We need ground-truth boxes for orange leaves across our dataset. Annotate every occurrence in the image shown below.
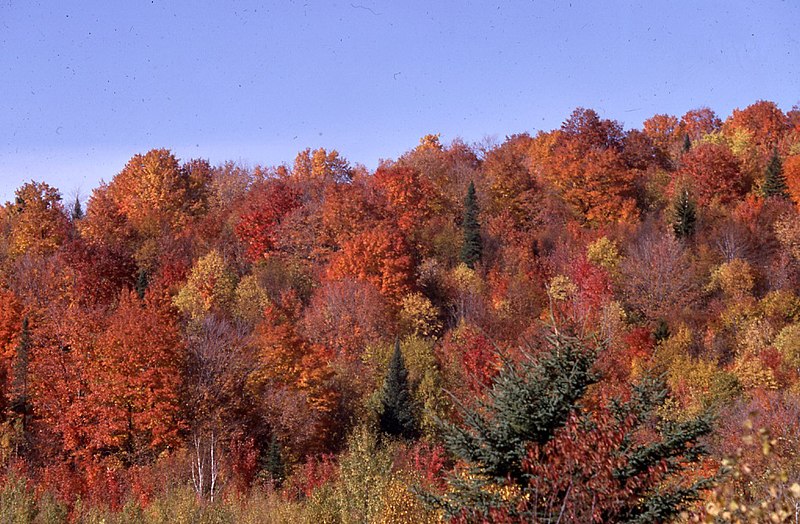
[326,224,415,302]
[784,155,800,208]
[5,181,69,258]
[89,291,185,462]
[543,108,637,225]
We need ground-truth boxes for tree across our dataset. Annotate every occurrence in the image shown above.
[11,317,31,415]
[460,182,482,269]
[378,339,418,440]
[71,196,84,221]
[424,329,712,523]
[762,150,787,198]
[5,182,69,257]
[235,179,302,262]
[676,142,746,206]
[672,188,697,239]
[543,108,637,224]
[327,223,415,302]
[89,291,185,465]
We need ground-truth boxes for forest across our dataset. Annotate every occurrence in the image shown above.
[1,100,800,522]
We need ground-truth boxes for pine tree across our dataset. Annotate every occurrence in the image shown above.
[422,328,713,522]
[378,339,418,440]
[762,150,788,198]
[460,181,482,269]
[672,188,696,239]
[71,196,84,221]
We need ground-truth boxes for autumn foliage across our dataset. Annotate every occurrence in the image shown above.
[0,99,799,522]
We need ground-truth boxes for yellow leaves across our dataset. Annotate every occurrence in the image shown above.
[732,355,779,391]
[707,258,754,299]
[173,250,236,319]
[586,236,621,271]
[398,293,441,338]
[773,323,800,369]
[233,274,271,324]
[760,290,800,322]
[547,274,577,302]
[775,213,800,261]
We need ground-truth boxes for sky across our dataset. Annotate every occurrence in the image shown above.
[1,0,798,204]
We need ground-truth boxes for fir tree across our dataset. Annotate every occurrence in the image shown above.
[762,149,788,198]
[672,188,696,239]
[653,319,670,343]
[422,328,713,522]
[71,195,84,221]
[460,181,482,269]
[135,268,149,300]
[12,317,31,409]
[378,339,418,440]
[260,435,285,486]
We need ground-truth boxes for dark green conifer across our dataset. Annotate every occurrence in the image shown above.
[71,196,84,221]
[261,435,285,486]
[762,149,788,198]
[672,188,696,239]
[12,317,31,407]
[654,319,670,343]
[460,181,482,269]
[378,339,418,440]
[682,134,692,153]
[422,328,712,522]
[135,268,149,300]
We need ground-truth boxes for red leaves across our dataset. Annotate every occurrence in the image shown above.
[235,179,302,262]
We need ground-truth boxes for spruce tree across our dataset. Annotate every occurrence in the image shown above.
[460,181,482,269]
[378,339,418,440]
[12,317,31,409]
[672,188,696,239]
[762,150,788,198]
[422,328,713,522]
[135,268,149,300]
[71,196,84,221]
[261,435,285,486]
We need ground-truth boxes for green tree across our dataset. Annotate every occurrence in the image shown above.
[12,317,31,410]
[135,268,149,300]
[378,339,418,440]
[423,328,713,522]
[672,188,696,239]
[682,134,692,153]
[459,181,482,269]
[762,150,788,198]
[71,195,84,221]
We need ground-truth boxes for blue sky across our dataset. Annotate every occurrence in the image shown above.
[1,1,798,203]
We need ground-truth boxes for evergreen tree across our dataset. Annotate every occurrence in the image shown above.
[71,195,84,221]
[460,181,482,269]
[422,328,713,522]
[672,188,696,239]
[682,134,692,153]
[260,435,285,486]
[135,268,149,300]
[12,317,31,409]
[762,149,788,198]
[378,339,418,440]
[653,319,670,343]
